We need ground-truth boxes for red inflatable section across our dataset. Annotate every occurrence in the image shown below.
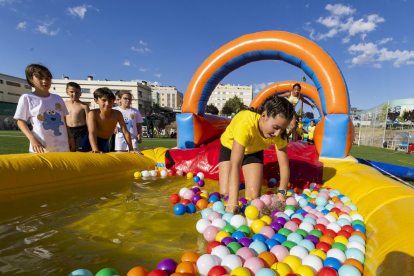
[165,139,323,188]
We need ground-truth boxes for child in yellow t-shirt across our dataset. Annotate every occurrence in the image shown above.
[219,95,295,214]
[307,120,316,144]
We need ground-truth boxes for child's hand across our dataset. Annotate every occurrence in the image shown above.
[129,150,143,155]
[69,137,76,151]
[30,138,46,153]
[225,204,240,214]
[89,151,103,153]
[277,193,287,203]
[137,136,142,143]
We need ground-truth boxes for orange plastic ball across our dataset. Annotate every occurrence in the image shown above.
[351,231,366,241]
[176,261,197,276]
[319,235,335,246]
[310,198,317,204]
[196,199,208,210]
[127,266,149,276]
[207,202,215,209]
[343,258,364,274]
[181,251,200,263]
[258,251,277,268]
[331,196,340,203]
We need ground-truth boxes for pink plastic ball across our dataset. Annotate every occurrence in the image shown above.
[305,213,318,220]
[243,257,264,275]
[316,217,330,226]
[207,212,222,222]
[286,197,298,207]
[334,202,344,209]
[260,195,272,207]
[203,226,219,242]
[284,221,299,232]
[315,211,325,218]
[259,226,275,239]
[270,245,289,262]
[340,206,352,213]
[303,206,312,212]
[183,190,195,200]
[251,199,265,211]
[236,247,256,264]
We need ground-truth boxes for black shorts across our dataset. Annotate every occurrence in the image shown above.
[69,125,88,152]
[219,143,263,166]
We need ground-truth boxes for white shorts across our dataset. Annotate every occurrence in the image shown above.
[115,136,138,151]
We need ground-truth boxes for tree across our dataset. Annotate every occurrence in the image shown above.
[205,104,219,115]
[388,112,399,122]
[224,96,244,114]
[404,109,414,123]
[304,112,314,119]
[221,106,233,116]
[398,109,407,123]
[379,103,389,123]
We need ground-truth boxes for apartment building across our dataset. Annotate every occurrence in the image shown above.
[50,76,152,113]
[207,84,253,111]
[151,86,183,109]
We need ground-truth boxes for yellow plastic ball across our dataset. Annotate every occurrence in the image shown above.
[334,236,349,246]
[283,255,302,272]
[328,212,338,219]
[309,249,327,260]
[251,219,267,234]
[245,196,252,201]
[344,201,352,206]
[271,262,292,276]
[303,191,311,196]
[311,191,319,195]
[133,171,142,178]
[245,205,260,220]
[187,172,194,179]
[349,211,360,216]
[260,215,272,225]
[287,191,293,197]
[215,231,231,242]
[295,265,316,276]
[200,193,209,200]
[231,267,251,276]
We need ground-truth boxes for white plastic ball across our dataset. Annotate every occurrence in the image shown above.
[299,221,314,232]
[197,254,219,275]
[211,245,231,262]
[290,246,309,261]
[221,254,243,273]
[230,214,246,228]
[197,172,205,180]
[150,170,157,177]
[302,254,323,273]
[324,214,337,223]
[327,248,346,264]
[196,218,211,234]
[141,170,149,177]
[351,214,364,222]
[347,240,366,254]
[160,169,168,177]
[326,222,341,233]
[212,218,227,231]
[179,187,189,197]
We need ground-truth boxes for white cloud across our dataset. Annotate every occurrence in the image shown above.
[0,0,16,5]
[139,68,149,72]
[16,21,26,30]
[36,19,60,36]
[406,61,414,65]
[154,74,162,78]
[306,4,384,42]
[372,63,382,68]
[350,54,374,66]
[122,60,131,66]
[325,4,356,16]
[377,48,414,67]
[68,5,98,19]
[131,46,151,53]
[139,40,147,45]
[377,37,393,45]
[131,80,161,86]
[348,43,379,55]
[253,82,270,93]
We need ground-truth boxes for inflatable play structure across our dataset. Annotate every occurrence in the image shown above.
[1,31,414,275]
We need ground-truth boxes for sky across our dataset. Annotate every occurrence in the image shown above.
[1,0,414,115]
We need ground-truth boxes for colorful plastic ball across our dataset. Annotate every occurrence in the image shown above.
[221,254,243,273]
[326,248,346,263]
[255,268,276,276]
[197,180,205,187]
[296,265,316,276]
[204,225,219,242]
[323,229,337,239]
[287,233,303,244]
[175,261,197,275]
[170,194,181,204]
[323,257,342,271]
[227,241,243,254]
[212,218,227,230]
[186,172,194,179]
[345,248,364,264]
[196,218,211,234]
[316,267,338,276]
[259,226,275,239]
[269,222,283,232]
[206,241,222,254]
[290,245,309,261]
[281,240,296,251]
[222,236,235,246]
[245,205,260,220]
[295,229,308,238]
[298,239,316,253]
[212,201,225,212]
[160,169,168,177]
[269,244,289,262]
[249,240,268,256]
[237,237,251,247]
[272,233,287,244]
[208,265,228,276]
[193,176,200,183]
[252,234,267,243]
[182,199,191,206]
[200,208,213,219]
[271,262,292,276]
[300,222,314,232]
[167,170,175,176]
[232,231,246,241]
[68,269,93,276]
[181,251,200,263]
[174,204,186,215]
[211,245,231,261]
[348,235,365,246]
[147,270,168,276]
[231,215,246,228]
[183,190,195,200]
[150,170,158,177]
[265,239,280,251]
[316,242,332,253]
[186,203,197,214]
[278,228,292,238]
[216,231,231,242]
[303,254,323,272]
[127,266,150,276]
[251,199,265,210]
[197,254,219,275]
[337,265,361,276]
[243,257,265,275]
[352,224,366,234]
[196,199,209,210]
[283,255,302,272]
[284,221,299,232]
[304,235,319,245]
[157,259,178,275]
[133,171,142,178]
[231,267,251,276]
[209,195,220,203]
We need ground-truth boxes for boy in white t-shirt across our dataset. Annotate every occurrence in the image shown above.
[113,90,143,151]
[14,64,75,153]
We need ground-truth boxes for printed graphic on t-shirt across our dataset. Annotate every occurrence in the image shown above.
[124,118,133,132]
[37,103,64,136]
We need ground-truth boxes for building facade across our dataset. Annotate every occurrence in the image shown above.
[150,86,184,109]
[207,84,253,111]
[50,76,152,115]
[0,73,32,129]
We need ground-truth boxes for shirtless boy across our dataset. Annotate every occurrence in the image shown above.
[64,82,90,151]
[81,87,141,154]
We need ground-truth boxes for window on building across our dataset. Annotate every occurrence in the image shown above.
[81,88,91,93]
[25,85,31,90]
[139,91,143,98]
[0,80,3,84]
[8,92,21,96]
[139,104,142,109]
[6,81,21,87]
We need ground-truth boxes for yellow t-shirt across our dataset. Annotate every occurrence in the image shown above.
[308,125,316,140]
[220,110,287,154]
[298,122,304,129]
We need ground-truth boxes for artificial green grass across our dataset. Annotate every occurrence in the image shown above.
[0,130,177,155]
[350,144,413,168]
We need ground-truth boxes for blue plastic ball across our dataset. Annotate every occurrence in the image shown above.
[307,203,316,209]
[353,224,366,234]
[68,269,93,276]
[213,201,225,212]
[186,203,196,214]
[272,233,287,244]
[174,203,186,215]
[252,233,267,243]
[232,231,246,241]
[345,248,365,264]
[338,264,361,276]
[193,176,200,182]
[323,257,342,271]
[201,208,213,219]
[208,195,219,203]
[265,239,280,250]
[249,240,268,256]
[255,268,276,276]
[222,213,234,224]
